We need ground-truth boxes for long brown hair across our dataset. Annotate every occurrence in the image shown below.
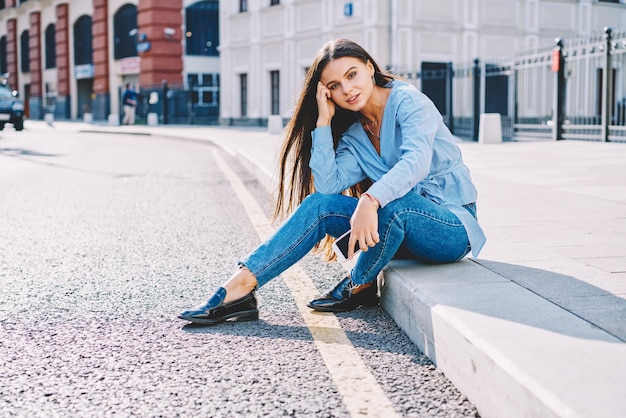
[274,39,394,220]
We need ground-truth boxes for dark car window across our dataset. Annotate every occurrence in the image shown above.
[0,85,13,98]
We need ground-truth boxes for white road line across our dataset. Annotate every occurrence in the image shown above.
[212,149,400,418]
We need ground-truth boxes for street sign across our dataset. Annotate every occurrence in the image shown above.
[344,3,353,17]
[137,41,151,53]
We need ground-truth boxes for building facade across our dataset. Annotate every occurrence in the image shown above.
[219,0,626,126]
[0,0,218,122]
[2,0,626,126]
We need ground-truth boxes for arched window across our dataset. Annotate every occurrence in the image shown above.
[20,30,29,73]
[113,4,137,60]
[186,0,219,56]
[73,15,93,65]
[45,23,56,69]
[0,36,6,74]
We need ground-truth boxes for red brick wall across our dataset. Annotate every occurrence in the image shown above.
[55,4,70,97]
[93,0,110,95]
[6,19,17,89]
[138,0,183,87]
[29,11,42,97]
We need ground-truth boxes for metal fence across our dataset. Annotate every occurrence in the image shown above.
[124,82,220,125]
[405,27,626,143]
[124,28,626,140]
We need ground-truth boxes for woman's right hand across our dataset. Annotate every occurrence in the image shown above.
[348,195,380,259]
[316,82,336,127]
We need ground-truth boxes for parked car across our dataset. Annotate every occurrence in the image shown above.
[0,78,24,131]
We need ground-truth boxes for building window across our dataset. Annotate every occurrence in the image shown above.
[113,4,138,60]
[0,1,5,10]
[20,30,29,73]
[0,36,6,74]
[270,70,279,115]
[599,0,620,3]
[240,74,247,117]
[73,15,93,65]
[188,73,220,107]
[239,0,248,12]
[270,0,280,5]
[45,24,56,69]
[186,0,219,56]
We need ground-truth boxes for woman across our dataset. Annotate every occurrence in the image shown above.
[179,39,485,325]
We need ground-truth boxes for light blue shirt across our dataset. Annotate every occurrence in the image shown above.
[310,80,486,257]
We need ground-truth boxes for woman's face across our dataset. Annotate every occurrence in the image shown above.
[319,57,375,111]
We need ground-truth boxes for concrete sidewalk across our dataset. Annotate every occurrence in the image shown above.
[25,120,626,418]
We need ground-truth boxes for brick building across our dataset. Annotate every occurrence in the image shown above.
[0,0,218,122]
[3,1,626,127]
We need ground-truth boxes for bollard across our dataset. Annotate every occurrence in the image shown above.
[83,113,93,124]
[268,115,283,134]
[147,113,158,126]
[478,113,502,144]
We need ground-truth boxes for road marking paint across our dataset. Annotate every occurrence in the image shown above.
[212,149,400,418]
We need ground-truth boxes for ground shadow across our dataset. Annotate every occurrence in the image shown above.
[180,307,431,362]
[0,147,61,158]
[476,259,626,341]
[386,258,625,343]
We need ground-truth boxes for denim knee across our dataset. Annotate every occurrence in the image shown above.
[301,192,343,212]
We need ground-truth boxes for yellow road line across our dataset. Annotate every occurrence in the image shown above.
[212,149,400,418]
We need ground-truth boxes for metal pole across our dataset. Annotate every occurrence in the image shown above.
[472,58,481,141]
[509,62,517,140]
[161,80,169,125]
[446,62,454,134]
[601,27,613,142]
[553,38,566,141]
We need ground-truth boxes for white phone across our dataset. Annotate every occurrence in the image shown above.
[332,229,361,262]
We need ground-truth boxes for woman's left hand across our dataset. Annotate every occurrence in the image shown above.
[348,196,380,259]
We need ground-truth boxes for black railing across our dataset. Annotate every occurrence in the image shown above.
[121,82,220,125]
[405,27,626,143]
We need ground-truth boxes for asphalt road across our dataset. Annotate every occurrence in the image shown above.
[0,126,479,417]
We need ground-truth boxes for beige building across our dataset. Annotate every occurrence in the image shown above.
[219,0,626,126]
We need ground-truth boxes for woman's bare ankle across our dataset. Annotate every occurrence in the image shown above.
[223,268,258,303]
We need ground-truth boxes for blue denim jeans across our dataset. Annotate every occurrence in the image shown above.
[240,192,473,287]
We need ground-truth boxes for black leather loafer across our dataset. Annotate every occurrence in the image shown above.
[307,277,379,312]
[179,287,259,325]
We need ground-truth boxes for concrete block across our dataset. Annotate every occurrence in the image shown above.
[268,115,283,134]
[147,112,159,126]
[381,261,626,418]
[108,114,120,126]
[479,113,502,144]
[83,113,93,124]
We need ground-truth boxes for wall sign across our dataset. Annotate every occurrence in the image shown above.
[344,3,353,17]
[137,41,151,53]
[120,57,141,75]
[75,64,94,80]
